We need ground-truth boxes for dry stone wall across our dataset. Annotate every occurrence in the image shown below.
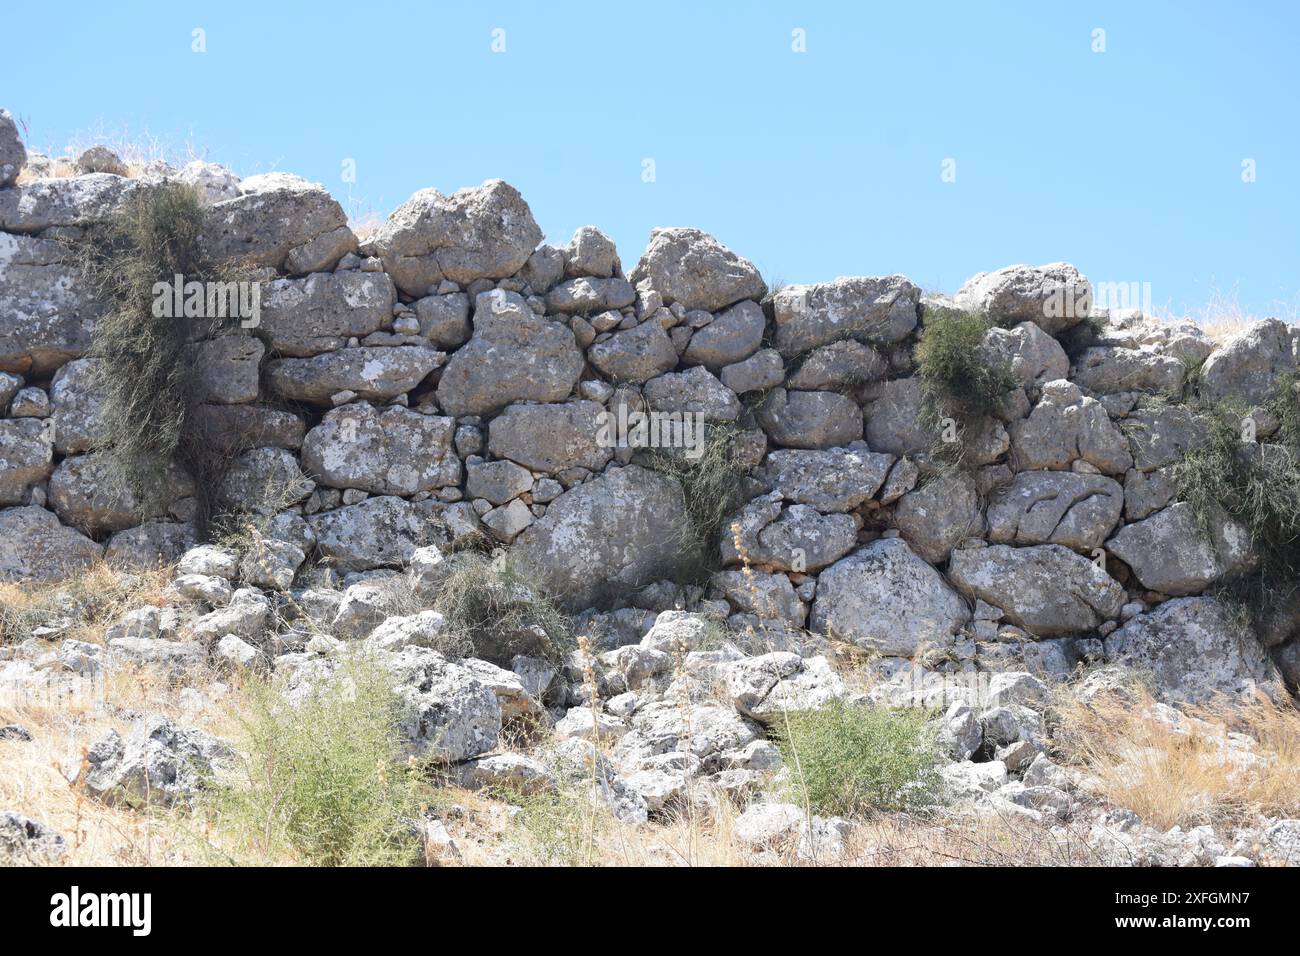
[1,108,1298,704]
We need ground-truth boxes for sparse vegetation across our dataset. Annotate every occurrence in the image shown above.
[1171,373,1300,619]
[201,661,430,867]
[916,306,1018,424]
[429,551,574,665]
[0,563,170,646]
[645,424,753,578]
[1054,687,1300,830]
[773,700,944,817]
[73,181,242,531]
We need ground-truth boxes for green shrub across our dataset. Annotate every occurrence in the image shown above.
[74,181,241,529]
[644,424,753,576]
[1172,373,1300,617]
[773,699,944,816]
[203,661,429,866]
[916,306,1018,424]
[430,551,575,665]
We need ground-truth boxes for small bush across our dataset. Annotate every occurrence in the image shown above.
[645,424,753,577]
[430,551,574,665]
[1171,373,1300,616]
[203,661,429,866]
[773,700,943,816]
[916,306,1018,424]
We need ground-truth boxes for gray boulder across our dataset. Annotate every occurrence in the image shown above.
[1009,379,1133,474]
[257,272,395,357]
[643,366,742,422]
[191,335,264,405]
[414,292,471,349]
[1106,501,1253,596]
[436,291,582,417]
[0,418,53,505]
[0,234,97,376]
[201,172,354,273]
[0,812,65,862]
[894,471,984,564]
[1199,319,1297,406]
[588,320,679,384]
[487,400,613,473]
[545,276,636,313]
[0,505,102,583]
[0,108,25,185]
[979,321,1069,395]
[82,716,231,808]
[811,539,970,656]
[565,225,620,278]
[1103,597,1278,704]
[949,544,1125,636]
[1071,346,1188,395]
[863,377,933,456]
[628,227,765,312]
[301,404,459,495]
[362,180,542,296]
[760,442,893,512]
[307,495,434,572]
[756,388,862,449]
[1123,404,1209,471]
[953,263,1091,334]
[49,451,194,533]
[511,465,694,610]
[786,339,888,390]
[0,173,138,234]
[721,494,857,572]
[986,470,1124,551]
[771,275,920,356]
[265,345,444,405]
[682,300,765,368]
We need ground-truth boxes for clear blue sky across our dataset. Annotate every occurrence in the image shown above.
[3,1,1297,319]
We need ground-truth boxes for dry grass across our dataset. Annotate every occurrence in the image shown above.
[0,561,174,647]
[1053,686,1300,831]
[14,123,212,183]
[1147,286,1300,344]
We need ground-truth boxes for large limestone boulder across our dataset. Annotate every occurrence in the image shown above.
[756,388,862,449]
[682,300,765,369]
[190,403,306,455]
[487,400,613,473]
[587,320,678,384]
[0,108,25,186]
[979,321,1069,395]
[0,173,139,234]
[362,180,542,296]
[200,172,355,273]
[565,225,620,278]
[1123,404,1209,472]
[986,471,1124,552]
[862,377,933,456]
[760,442,893,512]
[1103,597,1279,704]
[811,539,970,656]
[49,451,194,534]
[894,471,984,563]
[265,345,445,405]
[190,335,264,405]
[1070,346,1187,395]
[301,404,460,495]
[786,339,888,391]
[953,263,1091,334]
[307,495,434,572]
[1105,501,1253,596]
[511,465,694,610]
[1199,319,1298,406]
[256,272,395,357]
[948,543,1125,636]
[1009,379,1133,474]
[0,418,53,505]
[215,447,311,514]
[720,493,857,572]
[643,366,742,422]
[0,505,102,583]
[436,290,582,417]
[545,277,636,314]
[771,275,920,356]
[628,227,765,312]
[0,234,98,376]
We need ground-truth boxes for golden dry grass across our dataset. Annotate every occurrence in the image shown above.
[1052,686,1300,831]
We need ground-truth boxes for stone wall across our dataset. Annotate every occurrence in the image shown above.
[1,108,1297,701]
